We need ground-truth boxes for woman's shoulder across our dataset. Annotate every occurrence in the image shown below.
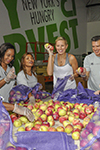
[17,70,24,77]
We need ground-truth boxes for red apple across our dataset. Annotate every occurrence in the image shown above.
[63,120,71,127]
[59,116,68,124]
[40,114,47,122]
[73,112,79,119]
[74,103,80,108]
[48,127,56,132]
[57,107,63,113]
[79,112,87,119]
[11,116,18,123]
[39,125,48,131]
[31,127,39,131]
[47,105,54,112]
[45,109,53,116]
[77,67,83,73]
[34,124,41,129]
[47,120,55,127]
[72,128,81,133]
[42,122,50,127]
[27,104,33,110]
[34,103,40,109]
[35,109,44,117]
[39,103,47,111]
[80,129,90,138]
[53,111,60,121]
[85,106,93,115]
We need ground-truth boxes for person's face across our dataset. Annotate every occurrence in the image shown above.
[92,40,100,57]
[24,54,34,67]
[3,49,15,65]
[55,40,68,54]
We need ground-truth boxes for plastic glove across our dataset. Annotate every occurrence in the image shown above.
[4,67,16,83]
[13,103,35,122]
[28,96,35,105]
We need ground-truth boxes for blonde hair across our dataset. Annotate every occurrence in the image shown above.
[55,37,68,45]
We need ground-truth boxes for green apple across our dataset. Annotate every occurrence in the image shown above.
[19,116,28,124]
[63,120,71,127]
[17,127,25,132]
[58,109,66,116]
[13,119,22,127]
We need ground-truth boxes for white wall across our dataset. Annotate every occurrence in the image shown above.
[87,21,100,53]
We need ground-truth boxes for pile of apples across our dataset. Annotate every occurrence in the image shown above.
[80,106,100,150]
[10,99,96,141]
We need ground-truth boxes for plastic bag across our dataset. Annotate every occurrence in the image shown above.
[80,103,100,150]
[51,75,70,100]
[15,130,77,150]
[0,96,12,150]
[9,84,32,104]
[31,83,51,99]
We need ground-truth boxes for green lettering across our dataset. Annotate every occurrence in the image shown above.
[69,19,78,49]
[61,0,76,17]
[2,0,20,29]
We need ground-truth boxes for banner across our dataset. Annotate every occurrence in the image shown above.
[0,0,87,73]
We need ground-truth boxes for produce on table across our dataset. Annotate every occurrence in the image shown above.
[10,99,96,141]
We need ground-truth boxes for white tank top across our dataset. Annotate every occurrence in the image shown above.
[53,53,76,90]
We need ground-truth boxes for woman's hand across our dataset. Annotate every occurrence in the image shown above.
[4,67,16,83]
[94,90,100,95]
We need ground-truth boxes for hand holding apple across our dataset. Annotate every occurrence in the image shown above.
[76,67,86,77]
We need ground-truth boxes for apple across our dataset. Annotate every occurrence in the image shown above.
[27,104,33,110]
[62,105,68,111]
[80,129,90,138]
[93,126,100,136]
[34,103,40,109]
[89,104,94,112]
[47,115,54,122]
[25,122,34,129]
[47,120,55,127]
[83,117,91,127]
[31,127,39,131]
[19,116,28,124]
[53,111,60,121]
[57,107,63,113]
[80,139,89,148]
[10,113,17,119]
[72,131,80,140]
[59,116,68,124]
[39,125,48,131]
[16,147,27,150]
[48,127,56,132]
[13,119,22,127]
[56,126,65,132]
[63,120,71,127]
[45,109,53,116]
[75,122,83,129]
[44,43,54,51]
[42,122,50,127]
[77,67,83,73]
[92,141,100,150]
[79,112,87,119]
[74,125,82,131]
[54,104,61,111]
[35,109,44,117]
[54,100,60,105]
[58,109,66,116]
[73,109,79,114]
[74,103,80,108]
[86,122,95,132]
[85,106,93,115]
[72,128,81,133]
[68,115,75,123]
[17,127,25,132]
[87,133,95,141]
[34,120,42,125]
[73,112,79,119]
[47,105,54,112]
[11,116,18,123]
[40,114,47,122]
[34,124,41,129]
[39,103,47,111]
[65,124,73,134]
[5,146,16,150]
[72,119,80,126]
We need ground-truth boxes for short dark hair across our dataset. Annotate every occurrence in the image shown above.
[91,35,100,41]
[0,43,15,67]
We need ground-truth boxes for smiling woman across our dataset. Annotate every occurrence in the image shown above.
[0,43,16,102]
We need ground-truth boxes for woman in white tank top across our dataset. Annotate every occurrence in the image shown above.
[47,37,78,91]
